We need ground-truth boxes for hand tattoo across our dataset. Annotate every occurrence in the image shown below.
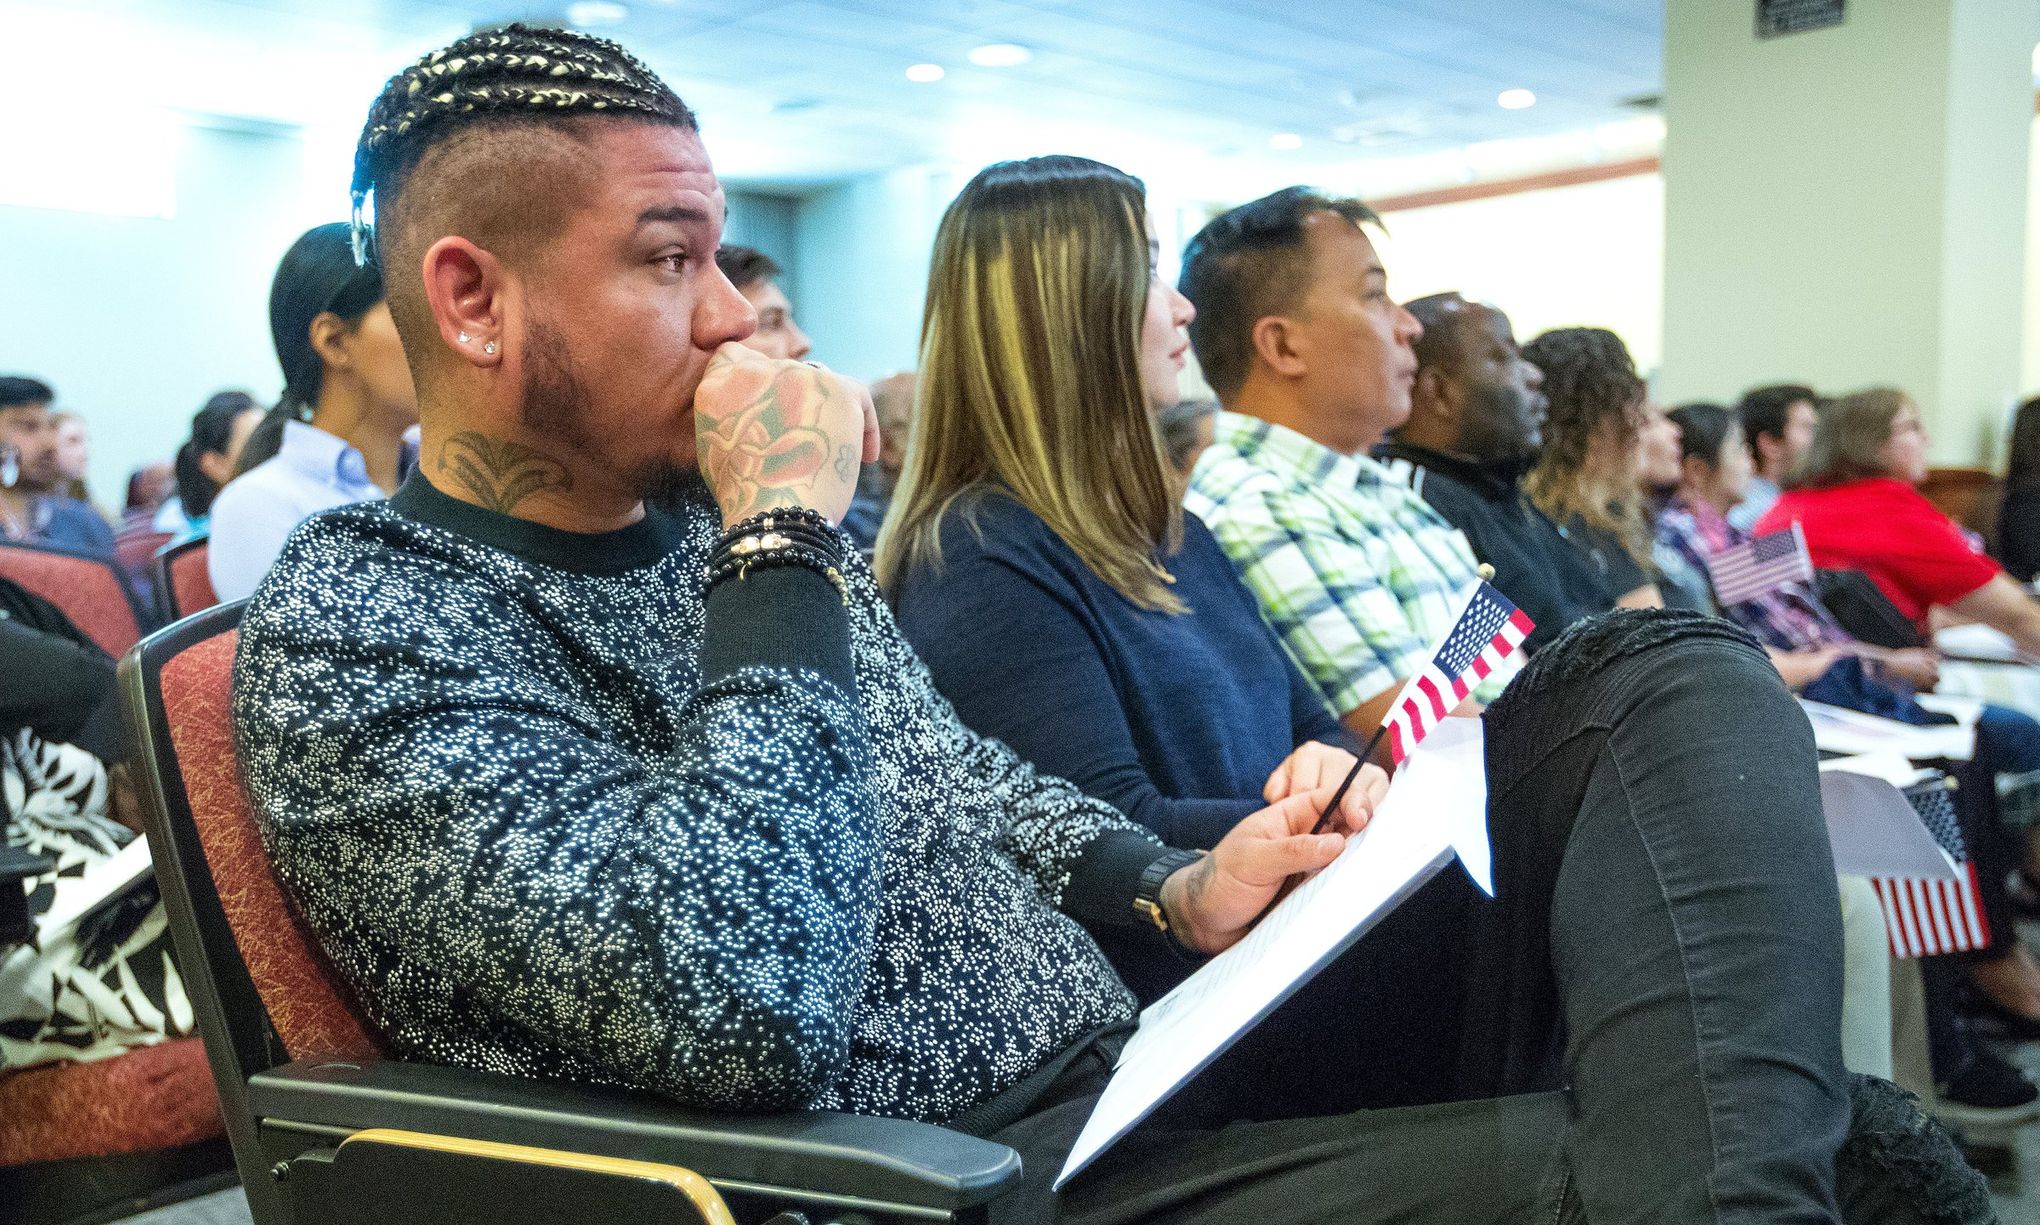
[834,443,856,483]
[437,433,573,514]
[699,365,841,520]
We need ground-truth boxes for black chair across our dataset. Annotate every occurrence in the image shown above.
[121,602,1022,1224]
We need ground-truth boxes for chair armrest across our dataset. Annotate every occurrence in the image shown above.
[247,1058,1022,1214]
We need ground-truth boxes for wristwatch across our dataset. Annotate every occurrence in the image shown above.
[1132,848,1207,943]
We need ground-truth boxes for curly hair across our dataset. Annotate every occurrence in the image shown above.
[1521,326,1649,565]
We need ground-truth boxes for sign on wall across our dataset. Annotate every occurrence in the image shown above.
[1757,0,1845,39]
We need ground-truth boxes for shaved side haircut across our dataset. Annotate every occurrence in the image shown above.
[349,24,699,376]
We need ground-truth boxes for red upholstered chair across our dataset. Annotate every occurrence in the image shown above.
[122,603,1019,1225]
[0,541,144,657]
[116,528,174,590]
[153,536,221,626]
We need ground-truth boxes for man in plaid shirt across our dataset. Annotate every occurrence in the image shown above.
[1180,187,1518,739]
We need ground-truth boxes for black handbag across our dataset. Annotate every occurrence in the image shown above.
[1814,568,1922,649]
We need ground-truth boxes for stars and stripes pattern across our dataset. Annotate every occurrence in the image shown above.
[1871,780,1991,958]
[1706,522,1813,606]
[1382,581,1533,766]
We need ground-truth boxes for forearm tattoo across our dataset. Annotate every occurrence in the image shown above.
[437,432,573,514]
[699,366,840,520]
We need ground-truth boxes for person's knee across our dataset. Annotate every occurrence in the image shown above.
[1490,608,1784,737]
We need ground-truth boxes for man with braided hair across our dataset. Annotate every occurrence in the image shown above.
[233,25,1979,1224]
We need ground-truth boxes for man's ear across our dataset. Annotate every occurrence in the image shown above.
[1413,366,1458,424]
[1249,315,1309,380]
[421,236,506,368]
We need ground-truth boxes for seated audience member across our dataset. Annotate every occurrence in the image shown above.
[1157,397,1218,477]
[714,244,810,360]
[1176,189,1516,740]
[230,31,1973,1222]
[1659,402,2040,1087]
[1519,329,1666,609]
[1379,292,1614,651]
[1730,383,1819,532]
[209,223,418,601]
[49,409,102,514]
[123,463,176,528]
[840,371,914,553]
[0,376,116,557]
[881,158,1366,1001]
[0,574,191,1073]
[166,391,265,542]
[1998,393,2040,582]
[1760,387,2040,657]
[1649,402,1734,611]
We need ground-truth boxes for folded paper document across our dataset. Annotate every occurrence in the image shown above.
[1057,717,1491,1188]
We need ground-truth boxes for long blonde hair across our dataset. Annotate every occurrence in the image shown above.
[874,155,1184,611]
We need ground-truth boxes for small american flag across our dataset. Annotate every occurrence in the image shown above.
[1707,522,1814,606]
[1383,582,1534,766]
[1871,781,1991,958]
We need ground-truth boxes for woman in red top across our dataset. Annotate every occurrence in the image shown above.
[1758,387,2040,656]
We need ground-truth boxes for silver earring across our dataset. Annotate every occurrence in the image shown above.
[458,331,471,344]
[483,341,497,355]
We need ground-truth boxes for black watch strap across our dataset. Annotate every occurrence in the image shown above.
[1132,848,1205,936]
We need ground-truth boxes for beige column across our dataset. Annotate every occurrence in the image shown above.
[1661,0,2037,464]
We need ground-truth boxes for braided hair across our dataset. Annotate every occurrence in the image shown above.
[350,23,696,265]
[1521,326,1650,565]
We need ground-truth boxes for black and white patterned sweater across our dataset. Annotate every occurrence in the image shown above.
[234,476,1158,1124]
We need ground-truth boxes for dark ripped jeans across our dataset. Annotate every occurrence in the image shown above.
[987,613,1941,1224]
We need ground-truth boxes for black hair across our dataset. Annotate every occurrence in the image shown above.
[235,224,388,478]
[0,375,54,410]
[351,23,696,269]
[1668,402,1737,469]
[1157,398,1219,472]
[2006,395,2040,490]
[1735,383,1816,451]
[716,245,782,293]
[176,390,260,519]
[1404,292,1472,373]
[1179,186,1382,402]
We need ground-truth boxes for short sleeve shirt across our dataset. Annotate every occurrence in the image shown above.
[1185,413,1515,715]
[1757,479,2000,624]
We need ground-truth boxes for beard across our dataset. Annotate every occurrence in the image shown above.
[520,314,696,505]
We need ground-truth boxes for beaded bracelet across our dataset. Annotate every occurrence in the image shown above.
[706,513,849,602]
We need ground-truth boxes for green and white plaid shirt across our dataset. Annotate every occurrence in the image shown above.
[1185,412,1518,715]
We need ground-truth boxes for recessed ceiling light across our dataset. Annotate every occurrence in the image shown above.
[905,62,946,83]
[1497,88,1537,110]
[566,1,630,27]
[1269,132,1303,150]
[968,43,1033,68]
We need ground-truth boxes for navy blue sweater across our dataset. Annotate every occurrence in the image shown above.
[894,491,1356,854]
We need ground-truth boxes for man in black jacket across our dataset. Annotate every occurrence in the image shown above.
[1381,292,1615,653]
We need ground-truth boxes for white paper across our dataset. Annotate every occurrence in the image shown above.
[1799,700,1974,762]
[1055,718,1491,1189]
[1935,623,2033,664]
[1816,756,1958,880]
[1914,692,1984,731]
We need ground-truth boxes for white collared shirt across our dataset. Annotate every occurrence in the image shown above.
[208,420,386,602]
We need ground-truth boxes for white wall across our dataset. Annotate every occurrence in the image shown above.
[791,165,959,382]
[1374,172,1667,378]
[3,122,330,505]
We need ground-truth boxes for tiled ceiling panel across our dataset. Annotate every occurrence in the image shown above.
[0,0,1663,185]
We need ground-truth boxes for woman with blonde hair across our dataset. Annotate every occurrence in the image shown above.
[880,159,1376,1002]
[1519,326,1669,607]
[1760,387,2040,657]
